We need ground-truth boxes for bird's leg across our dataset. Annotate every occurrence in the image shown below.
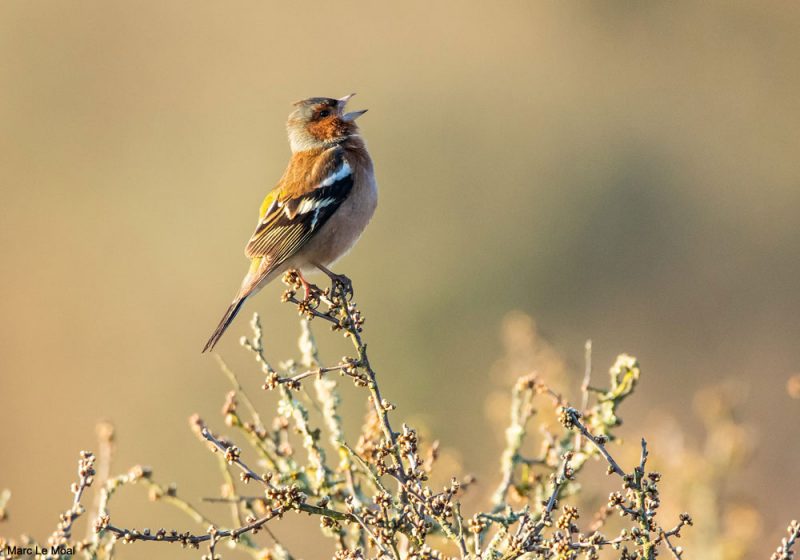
[294,269,313,300]
[314,263,353,298]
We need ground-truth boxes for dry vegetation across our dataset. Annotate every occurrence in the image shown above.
[0,276,797,559]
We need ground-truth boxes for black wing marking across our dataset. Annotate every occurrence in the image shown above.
[244,154,354,268]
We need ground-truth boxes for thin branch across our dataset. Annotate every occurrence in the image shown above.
[491,376,537,511]
[201,425,269,485]
[281,363,352,384]
[565,408,626,477]
[215,355,265,429]
[104,509,280,545]
[49,451,96,548]
[771,520,800,560]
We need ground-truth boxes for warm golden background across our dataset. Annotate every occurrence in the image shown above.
[1,1,799,558]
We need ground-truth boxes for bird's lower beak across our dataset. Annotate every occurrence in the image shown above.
[338,93,367,121]
[342,109,368,122]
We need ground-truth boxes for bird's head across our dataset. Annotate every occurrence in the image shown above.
[287,94,367,152]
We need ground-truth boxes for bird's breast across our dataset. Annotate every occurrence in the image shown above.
[300,166,377,268]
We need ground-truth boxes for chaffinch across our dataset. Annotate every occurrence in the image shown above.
[203,94,376,352]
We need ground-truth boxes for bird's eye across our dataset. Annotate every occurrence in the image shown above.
[318,109,331,118]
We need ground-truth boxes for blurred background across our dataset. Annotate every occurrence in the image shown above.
[1,1,798,558]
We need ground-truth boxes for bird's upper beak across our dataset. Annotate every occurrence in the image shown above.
[338,93,368,122]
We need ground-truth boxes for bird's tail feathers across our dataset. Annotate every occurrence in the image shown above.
[202,297,247,353]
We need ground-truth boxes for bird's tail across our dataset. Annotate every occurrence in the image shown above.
[202,297,247,353]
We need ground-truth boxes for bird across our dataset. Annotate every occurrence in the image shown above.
[202,94,376,353]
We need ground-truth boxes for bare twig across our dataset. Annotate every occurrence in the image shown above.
[771,520,800,560]
[104,509,280,545]
[563,408,626,477]
[49,451,96,549]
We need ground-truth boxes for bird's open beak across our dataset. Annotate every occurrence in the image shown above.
[338,93,368,122]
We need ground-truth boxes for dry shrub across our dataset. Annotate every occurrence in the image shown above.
[0,275,796,559]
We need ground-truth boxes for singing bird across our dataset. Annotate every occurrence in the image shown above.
[203,94,376,352]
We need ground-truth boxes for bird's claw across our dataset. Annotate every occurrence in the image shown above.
[330,273,353,300]
[315,264,354,300]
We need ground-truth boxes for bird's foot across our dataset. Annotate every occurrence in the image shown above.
[315,264,354,300]
[297,271,313,301]
[284,269,317,302]
[331,273,353,299]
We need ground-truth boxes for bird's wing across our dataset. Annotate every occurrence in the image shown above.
[243,147,354,273]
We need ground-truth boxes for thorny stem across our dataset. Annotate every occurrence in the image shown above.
[143,479,216,527]
[349,510,394,559]
[576,339,593,454]
[395,477,463,556]
[199,423,355,523]
[278,383,333,493]
[529,457,571,539]
[344,321,406,486]
[287,276,408,489]
[634,439,655,560]
[495,456,572,560]
[491,376,537,511]
[281,363,353,384]
[49,451,96,550]
[202,496,352,521]
[567,408,661,558]
[343,442,392,496]
[453,502,469,559]
[200,425,267,485]
[772,520,800,560]
[104,510,280,545]
[215,355,264,431]
[661,528,684,559]
[28,276,701,560]
[216,451,247,527]
[565,408,626,477]
[86,423,113,542]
